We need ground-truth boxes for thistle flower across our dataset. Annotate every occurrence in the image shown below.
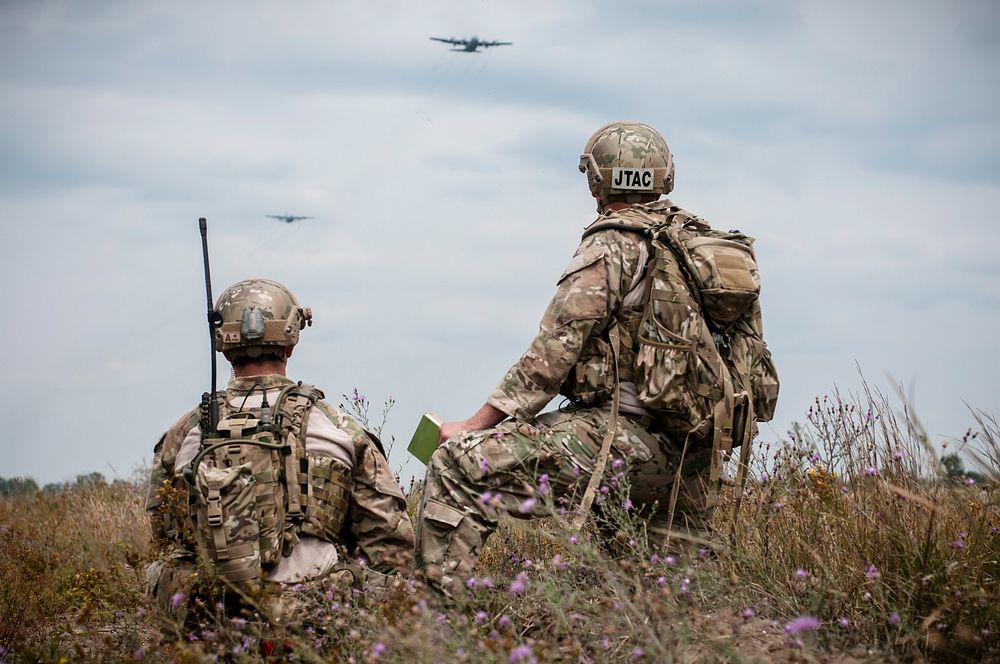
[742,608,755,620]
[838,617,849,628]
[783,615,819,634]
[863,466,877,477]
[964,477,976,486]
[794,568,809,580]
[371,642,387,659]
[510,572,528,594]
[170,591,185,609]
[498,614,512,629]
[474,611,488,623]
[866,564,879,579]
[509,645,535,663]
[631,647,644,658]
[664,555,676,566]
[479,458,490,472]
[888,612,900,626]
[611,458,625,470]
[519,497,537,514]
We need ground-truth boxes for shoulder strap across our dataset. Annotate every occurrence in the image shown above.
[581,220,655,241]
[273,382,324,519]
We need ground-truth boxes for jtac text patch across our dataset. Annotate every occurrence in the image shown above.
[611,167,654,191]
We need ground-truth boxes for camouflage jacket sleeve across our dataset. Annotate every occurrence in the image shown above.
[145,407,200,547]
[487,226,647,420]
[314,402,415,573]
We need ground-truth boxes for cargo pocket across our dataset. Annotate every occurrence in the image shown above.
[423,498,465,529]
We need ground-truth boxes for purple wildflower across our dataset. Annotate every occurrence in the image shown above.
[773,501,784,511]
[371,642,387,659]
[783,615,820,634]
[509,645,534,663]
[479,458,490,472]
[624,498,633,511]
[889,612,900,626]
[794,568,809,580]
[840,485,850,494]
[866,564,879,579]
[510,572,528,595]
[170,591,185,609]
[838,617,849,628]
[953,537,965,550]
[656,576,666,586]
[680,577,691,595]
[612,458,625,470]
[863,465,877,476]
[466,577,478,589]
[964,477,976,486]
[631,646,645,658]
[479,576,494,588]
[742,608,755,620]
[569,535,579,545]
[665,555,676,566]
[134,647,144,661]
[759,472,769,483]
[474,610,488,623]
[519,497,537,514]
[498,614,512,629]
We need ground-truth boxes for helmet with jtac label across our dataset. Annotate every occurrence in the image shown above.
[213,279,312,359]
[578,121,675,200]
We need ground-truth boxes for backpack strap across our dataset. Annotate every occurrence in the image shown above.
[272,383,324,523]
[580,220,656,241]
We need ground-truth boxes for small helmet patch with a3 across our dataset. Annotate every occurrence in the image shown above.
[611,167,654,191]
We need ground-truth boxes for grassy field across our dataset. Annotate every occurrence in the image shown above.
[2,391,997,663]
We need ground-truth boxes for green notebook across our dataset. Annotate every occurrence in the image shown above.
[407,413,442,464]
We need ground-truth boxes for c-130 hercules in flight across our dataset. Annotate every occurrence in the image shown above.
[429,36,512,52]
[266,214,312,224]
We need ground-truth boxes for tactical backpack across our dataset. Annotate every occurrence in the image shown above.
[572,204,779,530]
[182,383,352,595]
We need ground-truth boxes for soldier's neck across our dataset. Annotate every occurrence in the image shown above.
[232,360,288,378]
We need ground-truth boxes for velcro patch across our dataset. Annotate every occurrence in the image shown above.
[611,167,654,191]
[221,329,242,344]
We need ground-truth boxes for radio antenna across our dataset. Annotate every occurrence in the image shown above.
[199,218,223,433]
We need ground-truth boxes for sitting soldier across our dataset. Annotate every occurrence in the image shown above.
[145,278,414,622]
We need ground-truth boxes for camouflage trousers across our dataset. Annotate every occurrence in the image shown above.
[416,405,715,590]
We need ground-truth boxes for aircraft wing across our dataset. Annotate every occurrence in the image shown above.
[482,41,513,47]
[430,37,466,46]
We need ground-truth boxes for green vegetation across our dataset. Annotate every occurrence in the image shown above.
[2,392,997,662]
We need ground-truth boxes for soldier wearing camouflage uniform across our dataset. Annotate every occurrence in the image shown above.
[417,122,772,591]
[146,279,414,619]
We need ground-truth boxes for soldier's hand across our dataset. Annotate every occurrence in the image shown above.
[439,421,465,445]
[438,404,508,445]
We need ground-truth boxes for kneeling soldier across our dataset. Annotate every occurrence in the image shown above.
[145,279,414,621]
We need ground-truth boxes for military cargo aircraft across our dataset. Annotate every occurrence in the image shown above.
[266,215,312,223]
[429,36,512,52]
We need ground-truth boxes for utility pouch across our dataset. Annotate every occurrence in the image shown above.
[299,454,353,543]
[194,462,263,592]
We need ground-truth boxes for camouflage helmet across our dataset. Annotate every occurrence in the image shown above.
[213,279,312,359]
[578,121,674,199]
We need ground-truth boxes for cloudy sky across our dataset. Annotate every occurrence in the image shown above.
[1,0,997,484]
